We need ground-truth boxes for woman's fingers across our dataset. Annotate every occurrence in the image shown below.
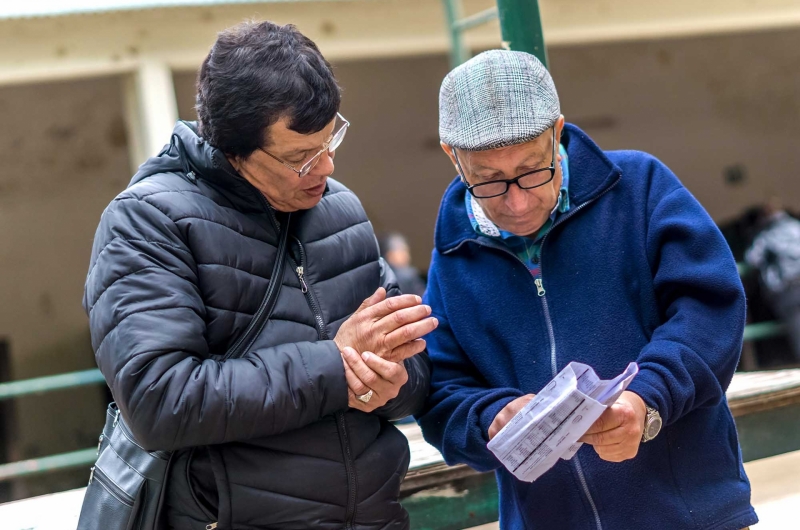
[341,348,409,408]
[341,348,372,396]
[355,287,386,313]
[383,339,427,363]
[361,352,408,385]
[376,304,432,334]
[383,317,439,351]
[342,347,380,389]
[363,294,423,321]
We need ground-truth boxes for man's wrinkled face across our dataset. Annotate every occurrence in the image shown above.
[443,116,565,237]
[230,116,337,212]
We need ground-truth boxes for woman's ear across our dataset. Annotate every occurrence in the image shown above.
[226,154,242,174]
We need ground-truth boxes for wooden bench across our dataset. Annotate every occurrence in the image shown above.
[2,369,799,530]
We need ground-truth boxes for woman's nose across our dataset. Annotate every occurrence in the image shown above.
[310,150,335,177]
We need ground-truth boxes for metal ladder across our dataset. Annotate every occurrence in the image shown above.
[441,0,548,68]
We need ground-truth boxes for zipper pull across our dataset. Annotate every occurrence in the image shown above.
[206,523,218,530]
[97,434,104,455]
[534,278,546,297]
[296,266,308,293]
[89,466,95,485]
[112,409,120,428]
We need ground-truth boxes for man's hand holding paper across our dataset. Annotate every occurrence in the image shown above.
[488,394,535,441]
[486,362,639,482]
[579,390,647,462]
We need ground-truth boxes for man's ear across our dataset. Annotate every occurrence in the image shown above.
[440,142,459,172]
[555,115,566,143]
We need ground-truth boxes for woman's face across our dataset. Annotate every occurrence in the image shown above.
[230,116,337,212]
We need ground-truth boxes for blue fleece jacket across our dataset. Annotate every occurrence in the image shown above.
[417,124,757,530]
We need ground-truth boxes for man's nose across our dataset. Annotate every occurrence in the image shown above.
[504,183,529,212]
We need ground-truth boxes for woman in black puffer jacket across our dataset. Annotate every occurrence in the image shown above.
[83,21,434,530]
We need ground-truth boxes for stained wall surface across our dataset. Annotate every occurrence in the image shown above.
[0,75,129,498]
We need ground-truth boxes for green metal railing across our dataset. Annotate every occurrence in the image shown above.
[0,369,105,401]
[0,370,107,482]
[442,0,547,68]
[497,0,548,67]
[0,449,98,482]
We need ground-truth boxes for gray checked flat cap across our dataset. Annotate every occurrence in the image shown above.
[439,50,560,151]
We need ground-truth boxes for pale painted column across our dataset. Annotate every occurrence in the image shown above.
[122,59,179,174]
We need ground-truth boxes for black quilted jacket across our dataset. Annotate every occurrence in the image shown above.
[83,121,430,529]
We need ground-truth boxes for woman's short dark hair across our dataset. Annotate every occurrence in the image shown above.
[196,21,341,159]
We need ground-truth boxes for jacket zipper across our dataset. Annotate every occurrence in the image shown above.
[445,175,621,530]
[534,176,621,530]
[89,465,135,507]
[538,277,603,529]
[336,412,358,529]
[290,238,327,339]
[288,235,358,529]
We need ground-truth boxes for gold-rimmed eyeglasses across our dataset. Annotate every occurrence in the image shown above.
[258,113,350,178]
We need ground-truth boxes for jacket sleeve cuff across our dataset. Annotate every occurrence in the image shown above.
[478,391,525,443]
[627,367,671,425]
[298,340,350,417]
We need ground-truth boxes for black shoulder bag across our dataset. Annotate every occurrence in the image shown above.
[76,212,292,530]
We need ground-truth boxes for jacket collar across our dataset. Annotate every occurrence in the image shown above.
[434,123,622,254]
[129,121,264,209]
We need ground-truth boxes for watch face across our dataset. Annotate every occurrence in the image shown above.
[646,416,663,439]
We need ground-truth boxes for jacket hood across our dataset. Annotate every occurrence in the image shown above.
[129,121,249,193]
[433,123,622,253]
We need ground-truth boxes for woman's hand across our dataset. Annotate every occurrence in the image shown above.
[340,346,409,412]
[333,288,438,363]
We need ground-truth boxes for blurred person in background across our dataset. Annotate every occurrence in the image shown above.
[380,232,427,297]
[746,198,800,363]
[83,21,434,530]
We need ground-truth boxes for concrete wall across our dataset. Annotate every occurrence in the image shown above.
[0,75,129,498]
[551,28,800,224]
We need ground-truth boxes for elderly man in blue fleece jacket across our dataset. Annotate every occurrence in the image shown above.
[416,50,756,530]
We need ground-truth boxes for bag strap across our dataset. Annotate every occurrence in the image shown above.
[222,211,292,360]
[206,211,292,530]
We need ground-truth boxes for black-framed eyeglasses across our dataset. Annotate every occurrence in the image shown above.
[453,127,556,199]
[258,113,349,178]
